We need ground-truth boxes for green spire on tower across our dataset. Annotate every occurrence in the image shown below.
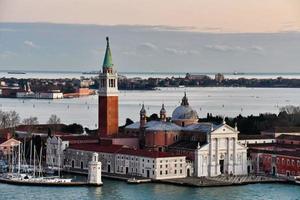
[102,37,114,69]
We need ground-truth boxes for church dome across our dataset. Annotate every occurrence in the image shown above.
[172,105,198,120]
[171,92,198,121]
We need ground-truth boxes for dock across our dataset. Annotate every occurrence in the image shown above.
[64,169,151,184]
[0,177,97,187]
[155,175,288,187]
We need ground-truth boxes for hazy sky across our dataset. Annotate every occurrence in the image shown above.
[1,23,300,72]
[1,0,300,33]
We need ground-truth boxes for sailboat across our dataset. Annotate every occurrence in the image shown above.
[0,141,73,185]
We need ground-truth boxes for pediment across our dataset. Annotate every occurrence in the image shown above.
[211,124,238,135]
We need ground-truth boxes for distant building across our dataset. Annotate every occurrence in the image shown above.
[185,73,210,80]
[215,73,225,83]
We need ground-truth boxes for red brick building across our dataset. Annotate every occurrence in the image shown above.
[251,150,300,178]
[249,134,300,178]
[98,37,119,137]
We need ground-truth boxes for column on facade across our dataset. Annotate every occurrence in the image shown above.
[208,135,212,176]
[215,138,219,175]
[233,137,237,174]
[227,137,230,174]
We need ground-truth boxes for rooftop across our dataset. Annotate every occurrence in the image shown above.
[168,140,206,150]
[69,143,123,153]
[264,126,300,133]
[238,134,275,140]
[251,149,300,158]
[68,144,184,158]
[125,120,219,134]
[276,134,300,141]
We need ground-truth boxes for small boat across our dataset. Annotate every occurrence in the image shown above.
[7,71,26,74]
[82,71,99,75]
[295,176,300,184]
[127,177,141,184]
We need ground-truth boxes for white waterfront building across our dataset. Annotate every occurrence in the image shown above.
[46,136,69,168]
[195,122,248,177]
[64,144,188,180]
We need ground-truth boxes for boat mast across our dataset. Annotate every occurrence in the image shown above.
[18,142,21,176]
[30,139,32,167]
[58,143,60,177]
[33,145,36,178]
[39,146,43,177]
[11,146,14,173]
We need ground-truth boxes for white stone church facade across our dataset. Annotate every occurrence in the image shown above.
[194,123,248,177]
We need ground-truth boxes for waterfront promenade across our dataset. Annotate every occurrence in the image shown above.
[65,167,290,187]
[157,175,287,187]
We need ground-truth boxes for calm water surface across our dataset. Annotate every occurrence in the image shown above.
[0,87,299,129]
[0,179,299,200]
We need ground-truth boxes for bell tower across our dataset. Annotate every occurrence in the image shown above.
[98,37,119,137]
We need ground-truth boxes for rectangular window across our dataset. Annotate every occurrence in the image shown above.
[160,171,162,175]
[165,170,168,175]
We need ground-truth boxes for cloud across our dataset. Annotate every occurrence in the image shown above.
[249,45,264,53]
[137,42,158,51]
[0,28,17,32]
[148,25,196,32]
[164,47,187,55]
[204,44,265,54]
[278,21,300,32]
[204,44,246,52]
[24,40,39,48]
[0,51,17,59]
[199,27,223,32]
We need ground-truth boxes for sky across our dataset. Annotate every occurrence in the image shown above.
[0,0,300,72]
[1,0,300,33]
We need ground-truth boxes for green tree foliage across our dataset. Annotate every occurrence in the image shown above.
[61,123,84,134]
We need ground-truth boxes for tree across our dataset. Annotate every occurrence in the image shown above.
[47,114,61,135]
[47,114,61,124]
[125,118,134,126]
[23,116,39,125]
[61,123,83,134]
[280,105,300,115]
[147,113,159,121]
[0,110,20,129]
[22,116,39,136]
[8,111,20,128]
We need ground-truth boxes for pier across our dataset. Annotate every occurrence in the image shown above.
[155,175,288,187]
[0,177,99,187]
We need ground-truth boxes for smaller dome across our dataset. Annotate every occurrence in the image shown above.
[140,104,146,115]
[160,104,166,115]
